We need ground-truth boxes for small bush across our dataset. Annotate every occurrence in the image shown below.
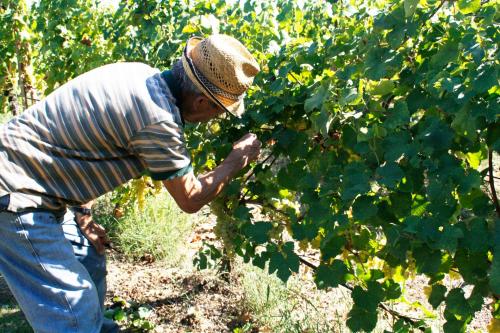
[234,261,346,333]
[95,190,195,265]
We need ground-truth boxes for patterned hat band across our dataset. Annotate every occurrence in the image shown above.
[191,64,245,102]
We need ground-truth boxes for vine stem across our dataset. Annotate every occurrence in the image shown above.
[297,256,426,331]
[488,149,500,217]
[238,153,276,202]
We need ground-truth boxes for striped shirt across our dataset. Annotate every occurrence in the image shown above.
[0,62,191,212]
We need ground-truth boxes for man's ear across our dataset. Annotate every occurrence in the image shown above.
[193,95,209,110]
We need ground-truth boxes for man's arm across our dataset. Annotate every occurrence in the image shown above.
[163,133,261,213]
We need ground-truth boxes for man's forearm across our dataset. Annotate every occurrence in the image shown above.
[80,200,94,209]
[164,133,261,213]
[194,152,247,206]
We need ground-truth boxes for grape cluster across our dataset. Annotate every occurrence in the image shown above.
[210,197,239,257]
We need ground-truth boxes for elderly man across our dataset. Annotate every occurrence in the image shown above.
[0,35,261,332]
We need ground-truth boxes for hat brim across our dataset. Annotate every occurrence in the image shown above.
[182,36,245,118]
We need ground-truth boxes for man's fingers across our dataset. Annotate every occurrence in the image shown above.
[87,234,105,255]
[94,241,105,255]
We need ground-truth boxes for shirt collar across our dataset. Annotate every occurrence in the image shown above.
[161,69,185,126]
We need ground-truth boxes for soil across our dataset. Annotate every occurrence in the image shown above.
[105,253,252,333]
[0,209,495,332]
[101,214,255,333]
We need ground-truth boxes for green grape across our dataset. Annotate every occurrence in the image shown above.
[132,178,147,211]
[210,197,238,258]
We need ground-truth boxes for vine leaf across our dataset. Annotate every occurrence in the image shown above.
[242,222,273,244]
[268,242,300,282]
[304,84,329,113]
[428,284,447,309]
[457,0,481,14]
[404,0,418,17]
[314,260,349,289]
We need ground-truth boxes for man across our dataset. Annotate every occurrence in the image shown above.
[0,34,261,332]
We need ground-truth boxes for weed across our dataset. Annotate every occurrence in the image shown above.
[233,261,344,333]
[94,190,195,264]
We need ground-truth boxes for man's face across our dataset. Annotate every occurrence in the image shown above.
[181,94,226,123]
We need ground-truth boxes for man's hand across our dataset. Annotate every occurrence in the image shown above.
[163,133,262,214]
[230,133,262,168]
[75,213,110,255]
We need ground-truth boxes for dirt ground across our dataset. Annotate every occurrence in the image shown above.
[105,253,252,333]
[0,212,495,333]
[0,215,255,333]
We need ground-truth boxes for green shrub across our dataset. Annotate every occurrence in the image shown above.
[95,190,195,265]
[234,261,346,333]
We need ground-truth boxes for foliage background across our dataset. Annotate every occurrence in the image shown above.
[1,0,499,331]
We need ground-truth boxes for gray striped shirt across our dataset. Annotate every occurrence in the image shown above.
[0,62,191,212]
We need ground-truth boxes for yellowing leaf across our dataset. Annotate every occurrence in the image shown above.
[457,0,481,14]
[367,79,395,96]
[466,151,482,169]
[487,318,500,333]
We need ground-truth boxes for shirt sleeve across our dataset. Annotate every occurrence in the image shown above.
[128,121,191,180]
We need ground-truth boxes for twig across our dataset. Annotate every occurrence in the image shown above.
[241,153,274,185]
[289,71,304,86]
[488,149,500,217]
[238,153,276,202]
[297,255,426,331]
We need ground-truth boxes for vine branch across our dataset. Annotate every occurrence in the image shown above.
[488,149,500,217]
[297,256,426,331]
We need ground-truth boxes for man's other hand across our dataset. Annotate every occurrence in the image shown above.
[75,213,110,255]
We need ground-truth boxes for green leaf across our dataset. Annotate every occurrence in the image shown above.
[304,84,329,113]
[114,309,126,321]
[369,79,395,96]
[451,104,478,141]
[268,242,300,282]
[384,100,410,130]
[404,0,418,17]
[347,282,384,331]
[277,161,306,191]
[460,218,489,253]
[352,195,378,221]
[347,306,378,332]
[314,260,349,289]
[431,39,459,67]
[382,279,402,300]
[242,222,273,244]
[376,162,405,188]
[445,288,473,320]
[490,219,500,294]
[320,233,347,261]
[339,87,360,105]
[457,0,481,14]
[413,244,443,275]
[311,108,333,136]
[365,47,403,80]
[352,282,385,311]
[389,191,412,218]
[341,162,371,200]
[234,205,251,222]
[443,316,467,333]
[435,225,464,253]
[429,284,447,309]
[472,64,498,93]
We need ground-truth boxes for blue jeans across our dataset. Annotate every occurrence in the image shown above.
[0,209,119,333]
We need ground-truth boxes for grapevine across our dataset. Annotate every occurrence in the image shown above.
[1,0,499,331]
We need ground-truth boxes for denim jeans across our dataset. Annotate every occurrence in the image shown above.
[0,208,119,333]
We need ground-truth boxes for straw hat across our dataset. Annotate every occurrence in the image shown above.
[181,34,260,117]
